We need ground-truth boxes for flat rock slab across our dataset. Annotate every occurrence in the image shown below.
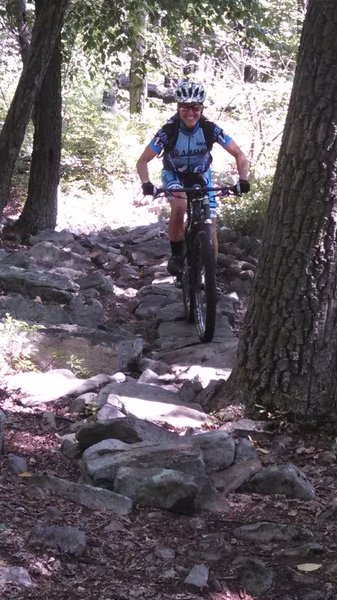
[29,324,144,375]
[98,379,195,407]
[4,370,111,406]
[106,394,207,428]
[155,341,238,378]
[97,380,208,428]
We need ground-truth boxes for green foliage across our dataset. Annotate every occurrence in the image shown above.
[62,71,160,188]
[0,314,40,374]
[0,0,300,234]
[51,352,92,378]
[218,175,273,237]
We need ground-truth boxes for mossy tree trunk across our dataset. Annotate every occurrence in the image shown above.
[224,0,337,420]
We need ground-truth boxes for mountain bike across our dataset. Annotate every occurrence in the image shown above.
[155,184,239,343]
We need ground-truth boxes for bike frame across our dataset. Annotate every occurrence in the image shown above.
[156,184,238,259]
[155,185,239,342]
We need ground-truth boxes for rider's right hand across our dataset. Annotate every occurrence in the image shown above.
[142,181,156,196]
[236,179,250,194]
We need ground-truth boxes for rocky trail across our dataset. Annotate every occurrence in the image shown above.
[0,219,337,600]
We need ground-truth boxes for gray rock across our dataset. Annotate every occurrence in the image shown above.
[234,521,313,544]
[76,418,142,450]
[189,430,236,472]
[234,437,260,463]
[278,542,325,559]
[212,458,262,494]
[184,563,209,589]
[137,357,174,377]
[30,474,132,515]
[154,546,175,561]
[1,251,35,268]
[240,463,315,500]
[237,557,273,596]
[68,392,98,413]
[0,566,32,589]
[60,434,82,460]
[137,368,162,385]
[41,411,58,431]
[76,271,114,293]
[28,241,92,270]
[135,295,171,318]
[0,264,79,302]
[114,466,202,514]
[82,441,206,487]
[8,453,28,474]
[29,229,76,245]
[97,404,126,421]
[29,525,86,557]
[179,380,203,403]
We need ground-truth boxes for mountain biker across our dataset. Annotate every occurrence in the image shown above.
[136,81,250,275]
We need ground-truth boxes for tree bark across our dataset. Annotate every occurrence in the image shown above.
[224,0,337,420]
[129,9,147,115]
[0,0,69,214]
[13,21,62,233]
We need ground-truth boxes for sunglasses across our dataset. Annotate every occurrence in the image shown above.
[178,104,203,112]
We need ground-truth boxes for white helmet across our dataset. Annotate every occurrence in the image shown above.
[174,81,206,104]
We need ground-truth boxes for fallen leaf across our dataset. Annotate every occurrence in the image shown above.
[296,563,322,572]
[18,471,32,478]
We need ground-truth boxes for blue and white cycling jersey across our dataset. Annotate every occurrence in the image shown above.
[149,119,232,174]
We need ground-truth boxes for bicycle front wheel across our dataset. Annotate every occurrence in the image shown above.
[182,260,195,323]
[191,230,217,343]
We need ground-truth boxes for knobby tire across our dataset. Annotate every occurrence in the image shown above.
[192,230,217,343]
[182,257,195,323]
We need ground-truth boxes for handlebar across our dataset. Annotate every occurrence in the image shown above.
[154,185,240,198]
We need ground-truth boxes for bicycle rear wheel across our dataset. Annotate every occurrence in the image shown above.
[192,230,217,342]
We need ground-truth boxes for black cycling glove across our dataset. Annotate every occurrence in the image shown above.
[142,181,156,196]
[237,179,250,194]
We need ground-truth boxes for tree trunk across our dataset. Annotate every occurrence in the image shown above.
[224,0,337,421]
[129,9,147,115]
[0,0,69,214]
[14,25,62,233]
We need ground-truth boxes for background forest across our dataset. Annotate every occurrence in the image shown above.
[0,0,305,237]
